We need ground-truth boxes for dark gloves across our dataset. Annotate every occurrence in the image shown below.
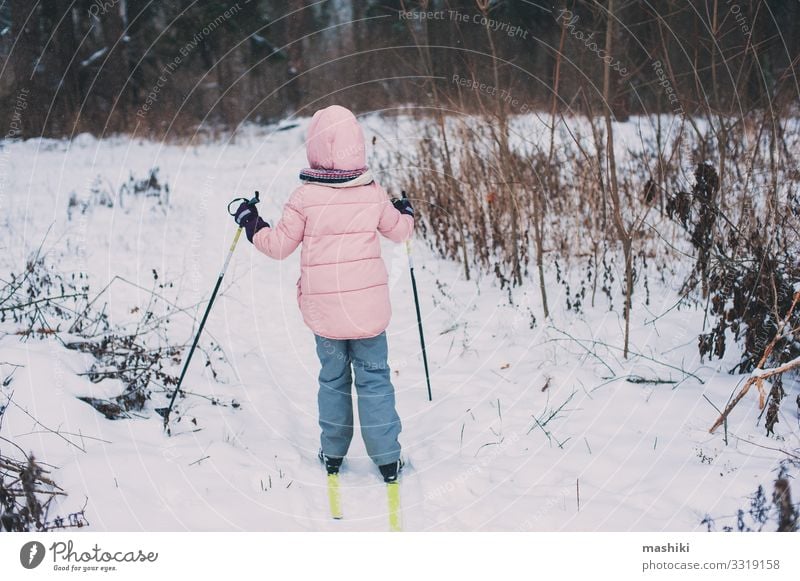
[392,197,414,217]
[234,201,270,243]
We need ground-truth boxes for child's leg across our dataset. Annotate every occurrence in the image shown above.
[314,335,353,458]
[349,332,401,466]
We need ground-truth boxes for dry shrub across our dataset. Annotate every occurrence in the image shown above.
[0,452,88,531]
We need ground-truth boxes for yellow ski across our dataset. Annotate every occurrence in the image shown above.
[387,482,402,531]
[327,473,343,519]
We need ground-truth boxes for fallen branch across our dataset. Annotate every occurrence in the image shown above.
[188,455,210,466]
[709,355,800,433]
[709,290,800,433]
[625,375,677,385]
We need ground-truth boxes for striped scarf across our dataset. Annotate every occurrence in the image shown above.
[299,167,374,188]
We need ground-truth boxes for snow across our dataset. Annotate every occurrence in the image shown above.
[0,117,793,531]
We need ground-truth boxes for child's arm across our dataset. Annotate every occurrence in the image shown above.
[378,199,414,242]
[253,189,306,259]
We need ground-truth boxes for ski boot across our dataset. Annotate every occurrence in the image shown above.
[378,458,404,483]
[318,450,343,475]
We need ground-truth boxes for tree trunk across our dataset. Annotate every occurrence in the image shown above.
[100,0,130,128]
[540,2,569,320]
[10,0,42,136]
[602,0,632,358]
[285,0,306,114]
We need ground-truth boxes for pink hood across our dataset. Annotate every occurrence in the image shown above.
[305,105,366,171]
[252,106,414,339]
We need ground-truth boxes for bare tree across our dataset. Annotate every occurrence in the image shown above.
[600,0,633,358]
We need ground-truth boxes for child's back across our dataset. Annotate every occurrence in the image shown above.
[252,105,413,339]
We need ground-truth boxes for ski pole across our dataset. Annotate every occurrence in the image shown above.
[160,191,261,430]
[402,191,432,401]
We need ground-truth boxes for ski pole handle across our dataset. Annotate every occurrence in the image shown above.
[223,191,261,274]
[401,191,414,263]
[227,190,261,216]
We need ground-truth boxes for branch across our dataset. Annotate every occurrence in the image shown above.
[6,398,86,453]
[0,292,87,312]
[709,290,800,433]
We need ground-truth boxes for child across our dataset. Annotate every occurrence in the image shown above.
[233,105,414,483]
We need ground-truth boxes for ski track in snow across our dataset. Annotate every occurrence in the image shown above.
[0,117,794,531]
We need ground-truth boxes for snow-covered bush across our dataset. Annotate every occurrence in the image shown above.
[0,366,88,531]
[67,168,170,221]
[0,252,89,335]
[702,463,798,532]
[666,162,800,435]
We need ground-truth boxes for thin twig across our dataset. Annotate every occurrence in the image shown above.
[14,430,112,444]
[0,292,87,312]
[549,331,704,384]
[189,455,210,466]
[7,399,86,453]
[548,327,615,375]
[490,369,515,384]
[729,433,800,461]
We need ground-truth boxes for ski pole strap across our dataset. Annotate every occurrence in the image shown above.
[227,190,261,216]
[401,191,415,267]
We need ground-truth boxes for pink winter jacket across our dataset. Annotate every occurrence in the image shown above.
[253,105,414,340]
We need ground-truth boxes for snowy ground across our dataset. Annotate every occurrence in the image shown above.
[0,117,793,531]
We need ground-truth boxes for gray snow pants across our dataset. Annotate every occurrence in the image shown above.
[314,332,401,466]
